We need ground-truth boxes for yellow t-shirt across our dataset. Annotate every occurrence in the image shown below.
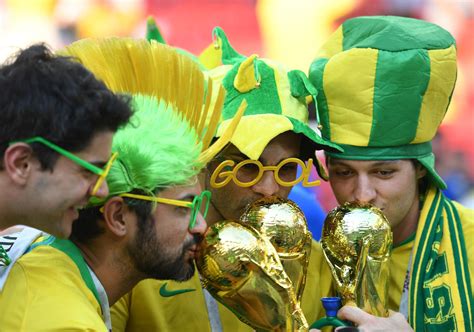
[111,240,334,331]
[0,244,108,331]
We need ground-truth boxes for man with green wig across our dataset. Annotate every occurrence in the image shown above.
[309,16,473,330]
[111,27,344,332]
[0,37,243,331]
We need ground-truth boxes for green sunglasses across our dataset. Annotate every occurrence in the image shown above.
[119,190,211,229]
[10,136,118,196]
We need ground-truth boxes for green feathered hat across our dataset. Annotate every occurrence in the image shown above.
[308,16,457,189]
[202,27,342,179]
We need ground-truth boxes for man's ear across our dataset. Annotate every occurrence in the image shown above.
[3,144,37,185]
[101,196,133,237]
[415,162,427,179]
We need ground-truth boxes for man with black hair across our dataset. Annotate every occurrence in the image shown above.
[0,43,132,237]
[0,37,241,331]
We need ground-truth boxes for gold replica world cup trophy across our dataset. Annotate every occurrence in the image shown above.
[196,197,393,331]
[196,197,311,331]
[240,197,313,304]
[313,202,393,329]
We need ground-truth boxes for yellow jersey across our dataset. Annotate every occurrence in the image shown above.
[111,240,333,331]
[0,241,108,331]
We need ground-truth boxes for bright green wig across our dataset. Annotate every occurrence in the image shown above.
[108,95,201,196]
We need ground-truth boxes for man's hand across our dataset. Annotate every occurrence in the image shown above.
[336,306,413,331]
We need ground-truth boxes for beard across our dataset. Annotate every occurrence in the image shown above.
[128,218,203,281]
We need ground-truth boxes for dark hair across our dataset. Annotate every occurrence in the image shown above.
[0,43,133,170]
[71,189,154,243]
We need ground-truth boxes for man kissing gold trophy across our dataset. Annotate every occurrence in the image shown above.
[194,22,394,332]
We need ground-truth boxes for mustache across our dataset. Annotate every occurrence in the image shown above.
[183,234,203,251]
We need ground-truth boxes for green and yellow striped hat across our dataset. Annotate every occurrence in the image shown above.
[204,27,342,179]
[309,16,457,189]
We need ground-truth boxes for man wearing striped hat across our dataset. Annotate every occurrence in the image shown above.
[309,16,473,331]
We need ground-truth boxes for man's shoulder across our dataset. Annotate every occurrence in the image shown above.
[452,201,474,253]
[450,201,474,249]
[452,201,474,223]
[14,243,80,279]
[310,238,322,249]
[5,244,92,299]
[0,245,105,331]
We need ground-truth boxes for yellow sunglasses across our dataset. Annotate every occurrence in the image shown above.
[210,157,320,188]
[119,190,211,229]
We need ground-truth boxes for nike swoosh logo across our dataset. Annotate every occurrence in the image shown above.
[159,282,195,297]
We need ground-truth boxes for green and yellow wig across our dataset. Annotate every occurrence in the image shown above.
[61,37,244,201]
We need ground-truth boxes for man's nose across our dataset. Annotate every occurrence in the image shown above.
[251,170,280,197]
[353,175,376,203]
[189,212,208,235]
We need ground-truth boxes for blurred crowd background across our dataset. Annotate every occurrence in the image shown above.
[0,0,472,234]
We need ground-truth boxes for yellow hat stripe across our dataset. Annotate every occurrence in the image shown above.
[318,26,343,59]
[256,57,309,122]
[234,55,259,93]
[216,115,294,160]
[274,62,288,118]
[412,45,457,144]
[198,33,224,70]
[324,48,378,146]
[273,62,305,121]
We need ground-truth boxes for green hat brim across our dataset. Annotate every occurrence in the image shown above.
[417,153,446,190]
[325,142,446,189]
